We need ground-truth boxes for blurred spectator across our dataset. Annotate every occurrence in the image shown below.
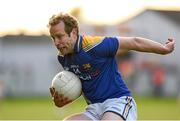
[0,80,5,103]
[118,52,136,91]
[152,66,166,97]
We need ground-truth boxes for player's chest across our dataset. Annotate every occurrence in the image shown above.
[63,51,94,72]
[61,51,102,80]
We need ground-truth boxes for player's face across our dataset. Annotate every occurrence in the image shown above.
[49,21,77,55]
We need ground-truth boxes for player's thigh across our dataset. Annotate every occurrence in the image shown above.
[64,113,93,121]
[101,112,124,121]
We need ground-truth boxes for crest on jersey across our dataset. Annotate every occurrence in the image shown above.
[82,63,91,70]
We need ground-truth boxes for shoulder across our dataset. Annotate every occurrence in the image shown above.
[82,35,105,52]
[82,35,119,57]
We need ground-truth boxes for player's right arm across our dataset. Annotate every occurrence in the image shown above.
[49,87,72,107]
[117,37,175,55]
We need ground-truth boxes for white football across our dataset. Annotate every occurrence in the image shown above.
[51,70,82,101]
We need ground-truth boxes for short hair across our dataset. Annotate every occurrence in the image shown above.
[48,12,79,35]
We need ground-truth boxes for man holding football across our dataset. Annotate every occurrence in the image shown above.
[49,12,175,120]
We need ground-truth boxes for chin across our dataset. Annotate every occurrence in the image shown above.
[61,51,69,55]
[59,49,73,55]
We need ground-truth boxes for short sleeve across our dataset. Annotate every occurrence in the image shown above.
[91,37,119,57]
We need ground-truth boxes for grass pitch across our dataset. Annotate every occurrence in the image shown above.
[0,96,180,120]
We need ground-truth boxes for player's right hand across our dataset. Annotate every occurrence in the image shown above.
[49,87,72,107]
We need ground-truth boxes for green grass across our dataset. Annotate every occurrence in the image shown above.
[0,96,180,120]
[0,96,86,120]
[136,97,180,120]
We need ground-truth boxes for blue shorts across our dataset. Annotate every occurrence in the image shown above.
[83,96,137,120]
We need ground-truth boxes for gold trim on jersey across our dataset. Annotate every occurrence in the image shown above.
[82,35,104,52]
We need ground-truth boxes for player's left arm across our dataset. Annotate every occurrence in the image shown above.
[116,37,175,55]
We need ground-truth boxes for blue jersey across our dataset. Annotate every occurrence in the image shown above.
[58,35,131,104]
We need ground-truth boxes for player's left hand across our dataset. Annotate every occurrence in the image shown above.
[163,38,175,54]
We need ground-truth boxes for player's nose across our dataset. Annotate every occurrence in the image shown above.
[54,38,59,45]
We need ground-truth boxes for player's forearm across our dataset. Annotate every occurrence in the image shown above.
[132,37,168,54]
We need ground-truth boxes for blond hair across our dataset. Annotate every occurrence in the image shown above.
[48,12,79,35]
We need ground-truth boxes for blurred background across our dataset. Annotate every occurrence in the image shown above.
[0,0,180,120]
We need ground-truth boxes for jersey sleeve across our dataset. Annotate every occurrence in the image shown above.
[92,37,119,57]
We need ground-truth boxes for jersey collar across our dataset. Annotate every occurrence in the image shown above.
[74,35,83,53]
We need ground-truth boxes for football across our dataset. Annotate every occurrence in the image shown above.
[51,70,82,101]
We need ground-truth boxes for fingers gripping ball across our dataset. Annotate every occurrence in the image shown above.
[51,70,82,101]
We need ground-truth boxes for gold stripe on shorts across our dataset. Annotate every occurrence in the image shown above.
[122,97,132,119]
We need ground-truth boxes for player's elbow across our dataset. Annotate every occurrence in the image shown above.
[131,37,143,50]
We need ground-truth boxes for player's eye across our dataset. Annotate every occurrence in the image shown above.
[57,34,65,40]
[57,35,62,39]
